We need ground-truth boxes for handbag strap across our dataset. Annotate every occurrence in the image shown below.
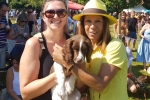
[38,32,45,49]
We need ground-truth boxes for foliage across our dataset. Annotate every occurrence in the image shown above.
[102,0,150,14]
[102,0,140,13]
[142,0,150,9]
[3,0,150,13]
[70,0,88,5]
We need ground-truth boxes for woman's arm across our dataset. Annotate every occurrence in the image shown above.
[19,37,56,100]
[6,68,21,100]
[53,44,119,93]
[7,28,19,40]
[139,25,146,38]
[70,63,119,93]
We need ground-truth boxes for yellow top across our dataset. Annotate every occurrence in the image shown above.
[86,38,128,100]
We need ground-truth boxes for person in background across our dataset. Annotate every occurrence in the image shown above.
[0,2,10,71]
[7,12,29,59]
[19,0,69,99]
[6,54,22,100]
[37,13,42,32]
[127,10,138,50]
[67,16,74,34]
[114,11,128,38]
[136,17,150,71]
[121,36,137,93]
[26,5,37,35]
[53,0,128,100]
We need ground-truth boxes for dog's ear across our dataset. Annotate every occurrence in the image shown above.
[63,38,74,64]
[86,39,93,63]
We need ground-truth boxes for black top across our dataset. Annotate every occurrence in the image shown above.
[28,21,34,34]
[128,17,137,32]
[32,32,70,100]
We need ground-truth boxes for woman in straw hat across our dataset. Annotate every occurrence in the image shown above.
[53,0,128,100]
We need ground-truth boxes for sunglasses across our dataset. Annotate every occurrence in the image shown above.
[44,9,67,18]
[21,21,27,23]
[1,9,8,13]
[27,11,32,13]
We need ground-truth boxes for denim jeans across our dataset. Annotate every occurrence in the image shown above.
[0,46,6,68]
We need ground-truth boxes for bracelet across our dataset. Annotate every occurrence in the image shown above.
[67,64,74,72]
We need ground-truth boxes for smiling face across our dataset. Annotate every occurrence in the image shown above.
[84,15,103,44]
[121,12,126,20]
[42,1,67,30]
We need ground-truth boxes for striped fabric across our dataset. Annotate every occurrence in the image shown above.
[0,16,7,48]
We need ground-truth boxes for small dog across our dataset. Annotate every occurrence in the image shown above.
[52,35,92,100]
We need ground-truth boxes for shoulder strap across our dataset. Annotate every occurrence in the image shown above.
[38,32,46,49]
[11,67,15,73]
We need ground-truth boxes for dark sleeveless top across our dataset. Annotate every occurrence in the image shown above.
[32,32,70,100]
[28,21,34,34]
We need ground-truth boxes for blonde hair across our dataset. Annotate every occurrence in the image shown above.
[16,12,28,24]
[78,16,111,54]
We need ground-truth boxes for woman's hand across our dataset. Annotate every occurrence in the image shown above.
[53,44,66,65]
[140,34,145,39]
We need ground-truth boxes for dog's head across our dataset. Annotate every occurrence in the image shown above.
[63,35,92,64]
[137,75,147,84]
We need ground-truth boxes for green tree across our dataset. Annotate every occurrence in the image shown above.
[70,0,88,5]
[102,0,141,14]
[142,0,150,9]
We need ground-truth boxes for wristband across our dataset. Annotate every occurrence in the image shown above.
[67,64,74,72]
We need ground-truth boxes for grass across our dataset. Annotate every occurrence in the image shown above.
[127,36,150,100]
[128,49,150,100]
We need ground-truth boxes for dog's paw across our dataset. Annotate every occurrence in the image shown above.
[66,83,72,94]
[65,77,73,94]
[68,75,76,93]
[57,86,66,97]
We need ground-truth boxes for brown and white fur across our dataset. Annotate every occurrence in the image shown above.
[52,35,92,100]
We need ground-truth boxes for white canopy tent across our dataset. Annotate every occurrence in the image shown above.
[123,4,147,12]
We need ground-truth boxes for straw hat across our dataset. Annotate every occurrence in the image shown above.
[73,0,117,25]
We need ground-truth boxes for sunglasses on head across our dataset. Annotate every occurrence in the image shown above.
[1,9,8,13]
[43,9,67,18]
[27,11,32,13]
[21,21,27,23]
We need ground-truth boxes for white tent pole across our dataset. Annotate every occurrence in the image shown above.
[6,0,9,25]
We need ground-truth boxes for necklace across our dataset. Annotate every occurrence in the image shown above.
[93,41,101,50]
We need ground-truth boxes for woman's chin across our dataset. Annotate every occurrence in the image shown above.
[89,36,95,40]
[51,26,61,30]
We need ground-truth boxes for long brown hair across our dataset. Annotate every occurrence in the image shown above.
[78,16,111,54]
[120,11,127,22]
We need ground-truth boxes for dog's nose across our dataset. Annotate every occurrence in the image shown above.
[76,57,84,63]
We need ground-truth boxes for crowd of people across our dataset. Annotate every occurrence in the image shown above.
[0,0,150,100]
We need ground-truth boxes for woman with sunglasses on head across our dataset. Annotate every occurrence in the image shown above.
[26,5,37,36]
[7,12,29,58]
[53,0,128,100]
[19,0,69,100]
